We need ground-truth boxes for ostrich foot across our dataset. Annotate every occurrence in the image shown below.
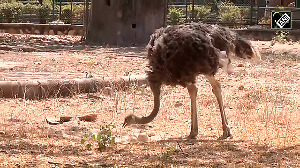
[218,128,233,140]
[186,131,198,139]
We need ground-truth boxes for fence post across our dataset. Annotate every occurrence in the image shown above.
[52,0,55,21]
[164,0,167,26]
[84,0,90,39]
[185,0,188,22]
[59,0,62,21]
[71,0,73,24]
[250,0,254,25]
[191,0,195,21]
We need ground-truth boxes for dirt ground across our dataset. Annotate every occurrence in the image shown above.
[0,34,299,167]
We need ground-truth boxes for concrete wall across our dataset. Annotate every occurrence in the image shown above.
[0,23,84,36]
[235,29,300,41]
[86,0,166,45]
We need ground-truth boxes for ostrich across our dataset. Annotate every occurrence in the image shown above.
[123,22,261,139]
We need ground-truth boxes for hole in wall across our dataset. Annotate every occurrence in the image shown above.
[131,24,136,29]
[106,0,111,6]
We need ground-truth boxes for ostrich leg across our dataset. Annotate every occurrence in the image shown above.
[187,83,198,139]
[206,76,232,139]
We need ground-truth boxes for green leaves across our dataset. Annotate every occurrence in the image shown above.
[188,5,211,21]
[168,7,185,25]
[81,124,116,151]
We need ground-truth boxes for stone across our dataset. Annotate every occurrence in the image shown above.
[21,47,35,52]
[60,116,72,122]
[68,30,76,35]
[237,63,245,67]
[78,114,97,122]
[137,132,149,142]
[34,30,40,34]
[57,31,63,35]
[46,117,60,125]
[49,30,55,35]
[0,45,12,51]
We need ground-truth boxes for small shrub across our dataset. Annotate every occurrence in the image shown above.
[240,7,250,22]
[219,2,241,23]
[73,4,84,19]
[39,5,51,24]
[23,4,39,15]
[61,4,72,24]
[0,2,23,23]
[259,16,271,25]
[168,7,185,25]
[81,124,115,151]
[188,5,211,21]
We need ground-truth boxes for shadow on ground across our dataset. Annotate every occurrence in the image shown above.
[2,132,297,167]
[87,138,299,167]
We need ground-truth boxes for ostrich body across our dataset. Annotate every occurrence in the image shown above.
[123,23,260,139]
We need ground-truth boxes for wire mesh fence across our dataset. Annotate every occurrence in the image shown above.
[167,0,253,27]
[167,0,300,29]
[0,0,87,25]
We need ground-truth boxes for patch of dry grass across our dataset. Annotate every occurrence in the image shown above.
[0,40,299,167]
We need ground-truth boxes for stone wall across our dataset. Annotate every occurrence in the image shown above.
[0,23,84,36]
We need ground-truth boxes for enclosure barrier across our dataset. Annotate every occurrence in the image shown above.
[0,23,83,36]
[0,75,148,100]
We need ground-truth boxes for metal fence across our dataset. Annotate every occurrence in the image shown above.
[167,0,300,29]
[0,0,89,25]
[167,0,252,26]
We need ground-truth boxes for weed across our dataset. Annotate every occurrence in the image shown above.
[168,7,185,25]
[81,124,115,151]
[160,147,180,162]
[219,2,241,23]
[188,5,211,21]
[272,31,289,44]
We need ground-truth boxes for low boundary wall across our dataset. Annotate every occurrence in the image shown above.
[0,23,84,36]
[235,29,300,41]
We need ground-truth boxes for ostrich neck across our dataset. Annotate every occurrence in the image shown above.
[135,83,161,124]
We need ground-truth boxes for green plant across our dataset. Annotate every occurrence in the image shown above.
[39,5,51,24]
[61,4,84,24]
[272,31,290,43]
[23,3,39,15]
[61,4,72,23]
[240,7,250,22]
[188,5,211,21]
[0,2,23,23]
[219,2,241,23]
[81,124,115,151]
[73,4,84,23]
[277,6,285,11]
[259,16,271,25]
[160,147,180,162]
[168,7,185,25]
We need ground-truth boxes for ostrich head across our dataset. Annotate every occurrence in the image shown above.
[234,38,261,61]
[122,114,137,127]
